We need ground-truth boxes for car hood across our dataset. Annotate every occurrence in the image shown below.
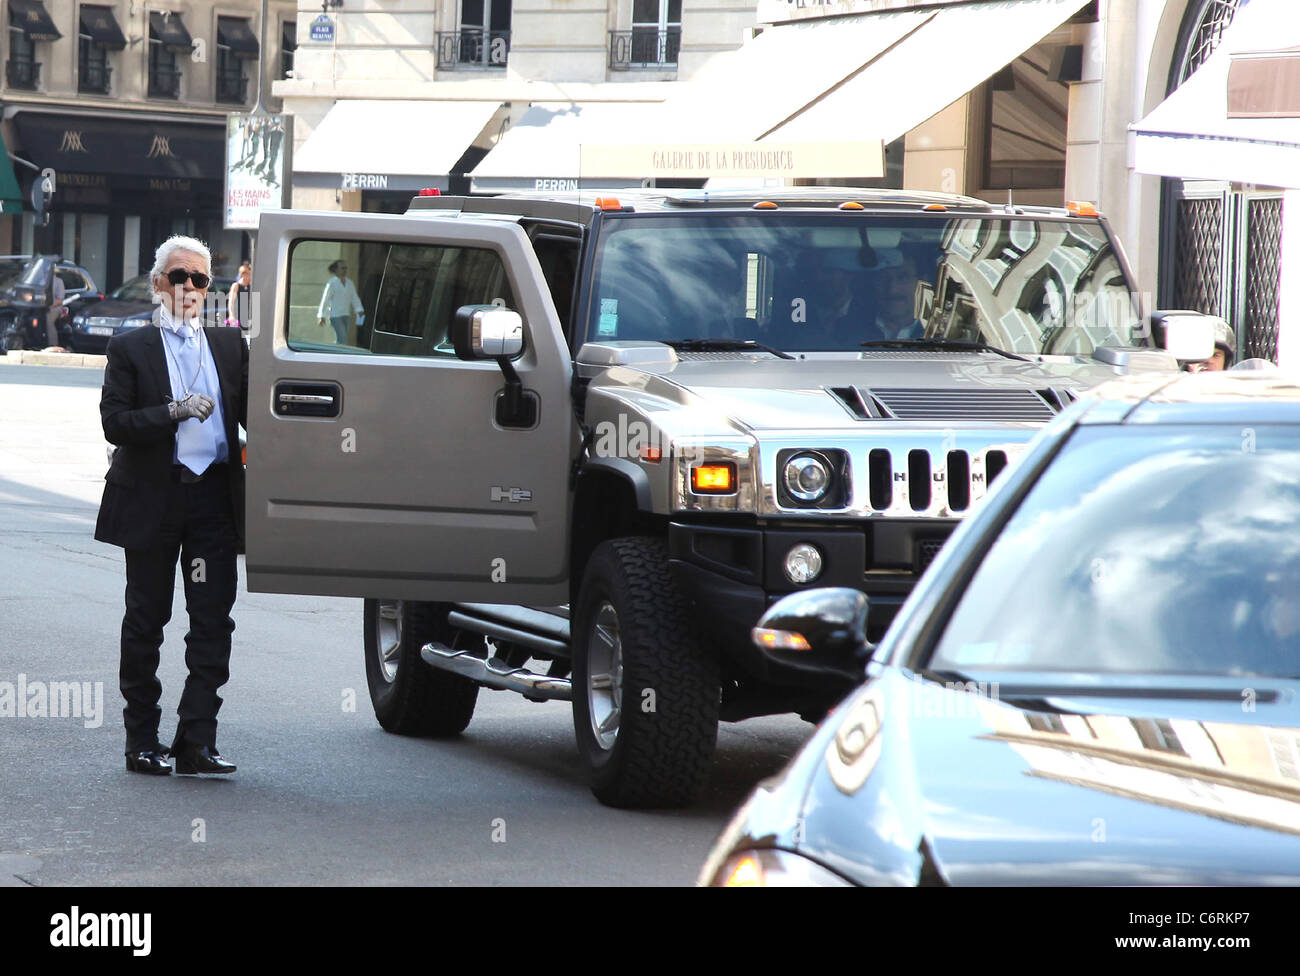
[76,299,154,321]
[615,354,1129,431]
[728,669,1300,885]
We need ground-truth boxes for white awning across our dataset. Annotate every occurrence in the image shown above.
[1132,0,1300,189]
[759,0,1087,143]
[469,0,1084,191]
[469,102,668,193]
[294,99,504,192]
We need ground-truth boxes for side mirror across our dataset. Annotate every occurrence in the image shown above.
[1151,311,1217,362]
[452,304,523,361]
[751,587,872,683]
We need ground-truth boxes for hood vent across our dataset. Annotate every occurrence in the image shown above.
[828,386,1059,422]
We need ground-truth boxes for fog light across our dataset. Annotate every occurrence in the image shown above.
[784,543,823,584]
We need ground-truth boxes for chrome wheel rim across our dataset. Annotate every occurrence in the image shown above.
[586,601,624,752]
[376,600,402,684]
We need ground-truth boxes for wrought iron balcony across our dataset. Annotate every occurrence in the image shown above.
[216,70,248,103]
[79,61,112,95]
[148,64,181,98]
[436,29,510,69]
[608,28,680,70]
[6,58,41,90]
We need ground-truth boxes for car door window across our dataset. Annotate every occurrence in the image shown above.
[57,269,88,291]
[286,238,516,357]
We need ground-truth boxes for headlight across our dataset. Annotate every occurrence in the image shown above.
[783,452,832,502]
[711,849,852,887]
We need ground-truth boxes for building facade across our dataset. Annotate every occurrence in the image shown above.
[273,0,759,213]
[0,0,297,289]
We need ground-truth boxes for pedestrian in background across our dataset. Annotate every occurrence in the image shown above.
[227,262,251,329]
[96,234,248,777]
[317,259,364,344]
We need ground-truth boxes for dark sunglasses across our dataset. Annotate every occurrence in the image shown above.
[165,268,211,288]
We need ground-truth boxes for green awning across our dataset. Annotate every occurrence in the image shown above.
[0,135,22,215]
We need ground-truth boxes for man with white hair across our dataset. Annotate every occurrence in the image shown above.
[95,235,248,777]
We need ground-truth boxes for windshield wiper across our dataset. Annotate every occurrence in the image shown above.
[860,338,1030,363]
[667,337,795,360]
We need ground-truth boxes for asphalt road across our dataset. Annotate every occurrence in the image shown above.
[0,361,814,886]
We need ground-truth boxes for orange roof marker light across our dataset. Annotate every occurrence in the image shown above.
[922,203,947,212]
[752,201,779,210]
[594,197,623,211]
[416,187,441,196]
[838,201,865,211]
[1067,200,1101,217]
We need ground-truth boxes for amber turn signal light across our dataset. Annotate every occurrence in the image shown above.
[691,463,736,494]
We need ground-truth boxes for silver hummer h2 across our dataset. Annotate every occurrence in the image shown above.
[246,187,1213,808]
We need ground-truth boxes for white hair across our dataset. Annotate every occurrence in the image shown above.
[150,235,212,281]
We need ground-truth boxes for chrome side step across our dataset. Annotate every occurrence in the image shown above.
[420,642,573,702]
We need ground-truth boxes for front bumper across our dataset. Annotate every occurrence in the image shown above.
[668,518,954,687]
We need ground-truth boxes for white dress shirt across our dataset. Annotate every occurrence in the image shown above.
[318,275,363,320]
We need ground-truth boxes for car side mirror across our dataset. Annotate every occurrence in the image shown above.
[751,587,872,684]
[1151,311,1217,362]
[452,304,523,361]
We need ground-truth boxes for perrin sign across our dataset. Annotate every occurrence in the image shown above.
[578,141,884,180]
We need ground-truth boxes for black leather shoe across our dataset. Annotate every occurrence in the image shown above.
[125,750,173,775]
[172,743,236,775]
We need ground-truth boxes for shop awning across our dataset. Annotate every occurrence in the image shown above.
[218,17,260,60]
[469,102,668,193]
[294,99,505,192]
[0,133,23,214]
[79,5,126,50]
[1133,0,1300,189]
[12,112,224,181]
[755,0,1088,144]
[10,0,61,43]
[149,11,192,54]
[1133,0,1300,188]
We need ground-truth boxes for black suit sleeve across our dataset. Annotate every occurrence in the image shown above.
[101,337,177,447]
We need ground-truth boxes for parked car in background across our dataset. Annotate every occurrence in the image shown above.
[702,368,1300,886]
[0,255,101,352]
[68,272,236,354]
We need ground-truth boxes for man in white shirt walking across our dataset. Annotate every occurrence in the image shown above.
[317,259,364,344]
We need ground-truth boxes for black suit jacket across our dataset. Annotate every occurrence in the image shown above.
[95,323,248,551]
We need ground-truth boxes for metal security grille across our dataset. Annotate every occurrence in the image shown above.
[1242,197,1283,362]
[1172,197,1224,314]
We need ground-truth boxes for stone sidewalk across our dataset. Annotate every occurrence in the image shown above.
[0,350,106,368]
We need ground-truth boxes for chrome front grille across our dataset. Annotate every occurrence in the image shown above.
[760,435,1031,519]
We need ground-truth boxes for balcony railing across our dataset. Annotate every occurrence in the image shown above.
[609,28,680,70]
[79,61,112,94]
[436,29,510,69]
[148,64,181,98]
[6,58,41,90]
[216,71,248,103]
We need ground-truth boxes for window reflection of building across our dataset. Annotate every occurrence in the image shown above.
[977,698,1300,836]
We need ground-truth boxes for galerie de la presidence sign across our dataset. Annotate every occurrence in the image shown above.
[578,141,884,181]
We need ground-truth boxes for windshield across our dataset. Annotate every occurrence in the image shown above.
[18,256,53,289]
[0,258,27,290]
[586,213,1140,354]
[111,275,155,303]
[930,426,1300,678]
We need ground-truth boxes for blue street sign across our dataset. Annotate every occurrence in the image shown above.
[310,14,334,42]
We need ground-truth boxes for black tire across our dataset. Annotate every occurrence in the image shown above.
[363,599,479,737]
[572,537,719,808]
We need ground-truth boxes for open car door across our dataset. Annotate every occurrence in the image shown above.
[245,209,572,605]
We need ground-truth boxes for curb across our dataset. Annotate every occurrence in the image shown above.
[1,350,107,368]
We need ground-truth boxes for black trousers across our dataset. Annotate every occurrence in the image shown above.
[119,466,238,753]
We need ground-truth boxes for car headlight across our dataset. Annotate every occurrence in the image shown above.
[783,452,832,502]
[710,849,852,887]
[782,543,823,584]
